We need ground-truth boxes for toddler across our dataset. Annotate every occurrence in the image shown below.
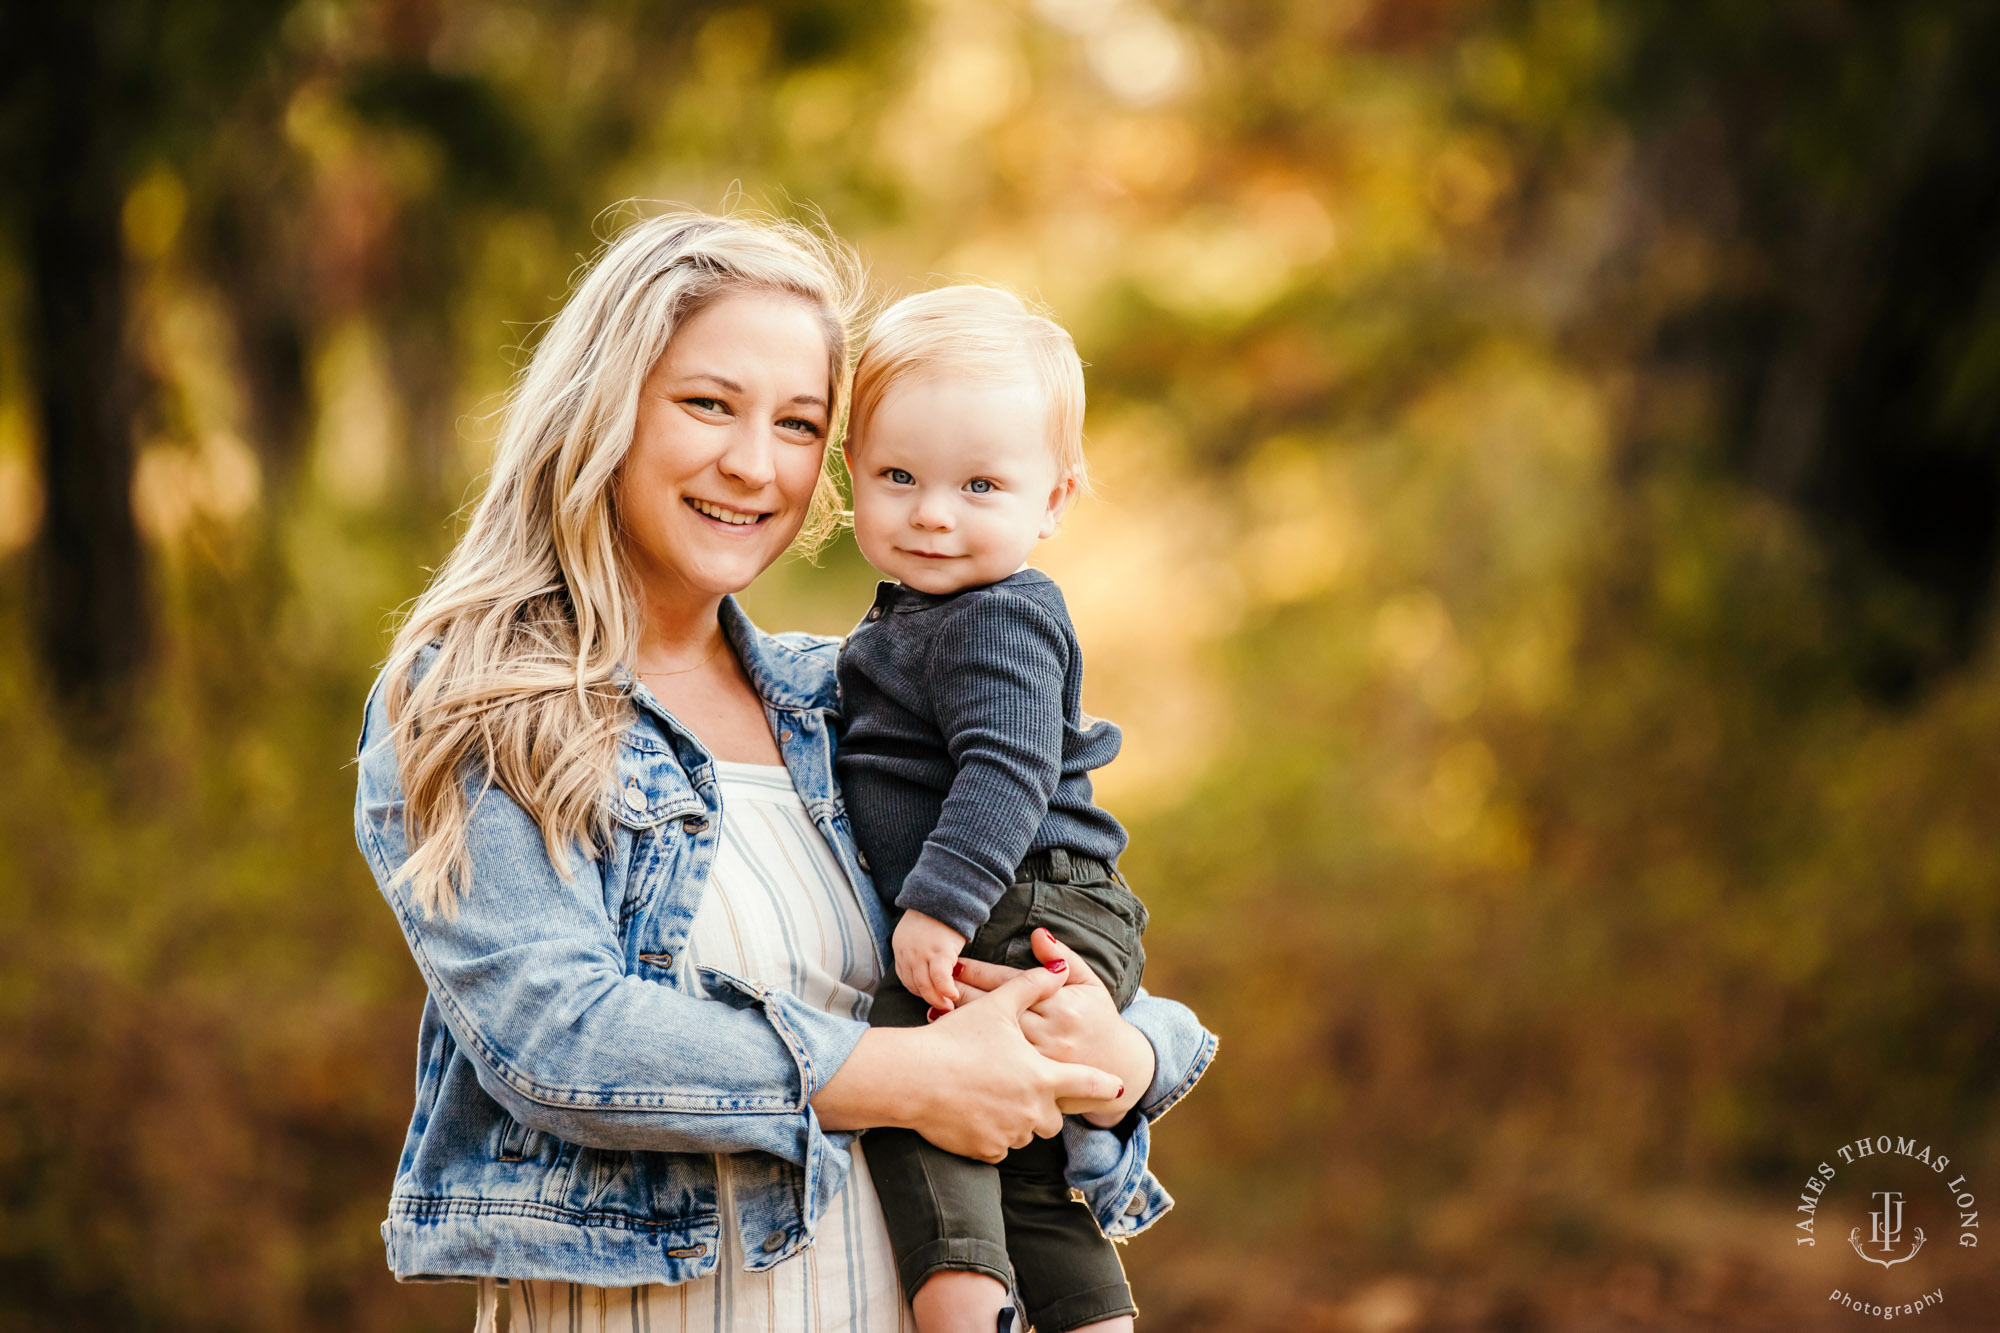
[837,287,1149,1333]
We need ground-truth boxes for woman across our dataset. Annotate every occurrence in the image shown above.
[352,211,1215,1333]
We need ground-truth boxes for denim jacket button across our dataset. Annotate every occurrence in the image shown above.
[1124,1194,1146,1215]
[780,729,794,742]
[623,785,646,812]
[856,850,871,872]
[865,606,883,621]
[761,1230,787,1252]
[682,815,708,834]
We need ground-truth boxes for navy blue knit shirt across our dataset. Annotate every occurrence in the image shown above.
[834,568,1129,940]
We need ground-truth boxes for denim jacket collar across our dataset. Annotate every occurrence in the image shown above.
[616,595,841,723]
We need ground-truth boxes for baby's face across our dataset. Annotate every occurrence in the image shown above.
[847,375,1073,594]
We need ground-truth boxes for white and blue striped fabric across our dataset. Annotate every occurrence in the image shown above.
[511,761,914,1333]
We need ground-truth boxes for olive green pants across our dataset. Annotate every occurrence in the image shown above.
[868,849,1147,1333]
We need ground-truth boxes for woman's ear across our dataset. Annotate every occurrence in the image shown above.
[1040,475,1080,539]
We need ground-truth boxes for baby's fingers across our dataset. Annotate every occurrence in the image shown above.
[929,957,961,1008]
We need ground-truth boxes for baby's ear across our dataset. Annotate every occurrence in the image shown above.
[1041,475,1080,539]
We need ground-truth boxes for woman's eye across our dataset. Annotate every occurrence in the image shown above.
[966,478,994,494]
[886,468,914,485]
[686,397,727,413]
[778,417,823,437]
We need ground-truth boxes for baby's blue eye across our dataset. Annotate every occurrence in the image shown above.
[887,468,914,485]
[966,478,994,494]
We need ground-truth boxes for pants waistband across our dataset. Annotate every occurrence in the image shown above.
[1014,847,1118,887]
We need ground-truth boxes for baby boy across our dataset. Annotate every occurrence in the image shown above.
[837,286,1149,1333]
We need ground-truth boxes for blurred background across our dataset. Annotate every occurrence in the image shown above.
[3,0,1999,1328]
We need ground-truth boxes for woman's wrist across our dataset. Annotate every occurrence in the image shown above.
[811,1026,938,1132]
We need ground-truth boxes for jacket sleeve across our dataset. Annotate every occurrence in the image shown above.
[354,675,867,1172]
[1061,987,1219,1238]
[894,594,1071,940]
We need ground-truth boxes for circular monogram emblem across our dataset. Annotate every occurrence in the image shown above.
[1791,1135,1982,1319]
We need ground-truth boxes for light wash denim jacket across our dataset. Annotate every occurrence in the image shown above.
[353,596,1218,1287]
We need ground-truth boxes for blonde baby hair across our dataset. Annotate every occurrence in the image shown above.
[849,285,1088,488]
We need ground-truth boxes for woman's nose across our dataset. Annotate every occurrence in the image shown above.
[717,424,778,489]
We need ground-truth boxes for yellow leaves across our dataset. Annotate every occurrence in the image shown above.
[1032,0,1196,107]
[1421,737,1498,840]
[1426,136,1514,228]
[1093,115,1200,195]
[777,68,863,150]
[133,433,262,543]
[311,320,398,508]
[123,168,188,264]
[914,32,1028,137]
[1129,185,1337,324]
[0,400,41,559]
[1235,436,1360,605]
[693,8,774,86]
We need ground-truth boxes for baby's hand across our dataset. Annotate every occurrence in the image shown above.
[893,910,967,1011]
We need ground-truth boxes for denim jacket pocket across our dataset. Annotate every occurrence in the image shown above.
[607,740,704,831]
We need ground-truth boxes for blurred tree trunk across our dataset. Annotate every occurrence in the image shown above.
[20,15,148,713]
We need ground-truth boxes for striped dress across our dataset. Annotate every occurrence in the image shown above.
[510,761,914,1333]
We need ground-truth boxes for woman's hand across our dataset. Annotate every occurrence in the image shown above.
[952,928,1157,1128]
[812,962,1123,1161]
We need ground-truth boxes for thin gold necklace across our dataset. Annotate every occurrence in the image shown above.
[640,635,726,679]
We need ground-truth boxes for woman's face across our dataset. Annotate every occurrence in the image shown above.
[617,290,833,606]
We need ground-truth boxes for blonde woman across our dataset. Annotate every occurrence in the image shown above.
[352,212,1216,1333]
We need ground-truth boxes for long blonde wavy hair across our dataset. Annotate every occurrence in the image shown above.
[383,210,862,917]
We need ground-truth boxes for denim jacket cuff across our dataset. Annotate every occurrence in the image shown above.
[1059,991,1216,1238]
[1125,991,1220,1122]
[894,841,1007,941]
[1061,1114,1175,1238]
[699,969,869,1242]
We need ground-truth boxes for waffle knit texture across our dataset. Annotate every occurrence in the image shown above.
[835,568,1129,941]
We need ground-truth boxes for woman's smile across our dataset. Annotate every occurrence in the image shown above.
[685,496,772,527]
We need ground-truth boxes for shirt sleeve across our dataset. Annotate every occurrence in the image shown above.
[1060,987,1219,1237]
[354,674,868,1186]
[894,593,1072,939]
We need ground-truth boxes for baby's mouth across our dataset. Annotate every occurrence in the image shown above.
[685,497,769,526]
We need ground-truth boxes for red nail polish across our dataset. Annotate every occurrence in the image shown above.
[1045,958,1067,974]
[926,1007,943,1023]
[952,961,964,979]
[1116,1085,1124,1099]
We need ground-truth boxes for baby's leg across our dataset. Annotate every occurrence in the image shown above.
[997,1137,1136,1333]
[863,1042,1015,1333]
[910,1271,1013,1332]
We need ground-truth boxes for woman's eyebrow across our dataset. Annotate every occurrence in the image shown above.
[785,392,829,410]
[683,372,744,393]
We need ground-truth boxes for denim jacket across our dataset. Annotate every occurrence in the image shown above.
[353,596,1218,1287]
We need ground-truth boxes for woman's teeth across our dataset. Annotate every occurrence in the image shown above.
[687,498,764,526]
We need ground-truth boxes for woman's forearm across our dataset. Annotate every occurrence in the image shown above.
[811,1026,937,1132]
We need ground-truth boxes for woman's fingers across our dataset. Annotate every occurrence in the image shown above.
[950,957,1020,994]
[990,963,1069,1017]
[1043,1056,1123,1107]
[1028,927,1106,989]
